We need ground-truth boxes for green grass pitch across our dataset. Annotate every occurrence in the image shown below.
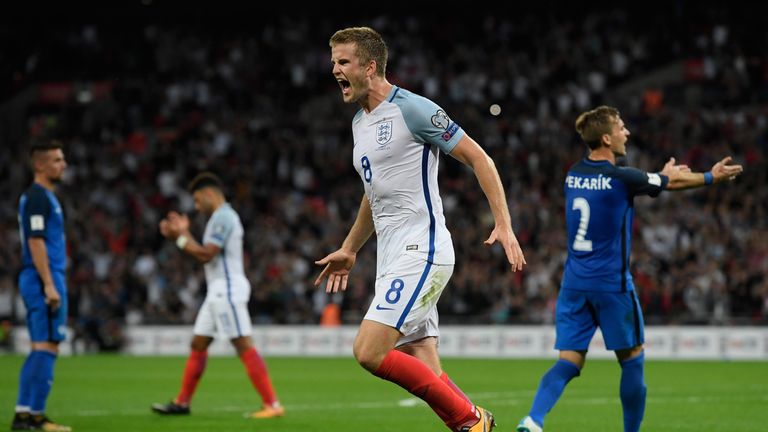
[1,355,766,431]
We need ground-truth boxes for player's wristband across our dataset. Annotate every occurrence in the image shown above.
[176,235,189,250]
[703,171,714,185]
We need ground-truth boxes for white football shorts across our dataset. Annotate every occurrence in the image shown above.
[193,297,253,339]
[363,253,454,347]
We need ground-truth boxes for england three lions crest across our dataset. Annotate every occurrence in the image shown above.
[376,121,393,145]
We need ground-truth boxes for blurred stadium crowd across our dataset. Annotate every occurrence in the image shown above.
[1,3,767,351]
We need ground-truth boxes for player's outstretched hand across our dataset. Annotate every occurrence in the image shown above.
[485,225,526,272]
[314,249,357,293]
[711,156,743,182]
[660,157,686,180]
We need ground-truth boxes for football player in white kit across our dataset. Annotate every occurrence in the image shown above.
[151,173,283,419]
[315,27,526,432]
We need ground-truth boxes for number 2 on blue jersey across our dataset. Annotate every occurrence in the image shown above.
[572,197,593,251]
[361,156,372,183]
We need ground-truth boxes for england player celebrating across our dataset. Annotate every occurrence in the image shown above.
[516,106,743,432]
[315,27,526,432]
[151,173,283,419]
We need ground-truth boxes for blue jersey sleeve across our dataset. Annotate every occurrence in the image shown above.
[616,167,669,197]
[204,210,235,248]
[23,187,51,238]
[397,93,465,153]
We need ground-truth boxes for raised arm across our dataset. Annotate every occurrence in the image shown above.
[314,195,375,292]
[662,156,743,191]
[449,134,526,272]
[161,212,221,263]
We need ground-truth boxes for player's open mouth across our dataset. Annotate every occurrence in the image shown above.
[338,79,351,94]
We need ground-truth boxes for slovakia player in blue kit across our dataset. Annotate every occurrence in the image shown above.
[517,106,743,432]
[12,141,72,432]
[315,27,526,432]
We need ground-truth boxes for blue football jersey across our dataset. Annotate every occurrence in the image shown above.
[561,159,668,292]
[18,183,67,272]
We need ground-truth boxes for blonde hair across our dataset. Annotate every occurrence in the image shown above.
[575,105,620,149]
[329,27,388,77]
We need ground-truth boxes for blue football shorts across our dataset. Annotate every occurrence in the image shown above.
[19,268,68,343]
[555,288,644,351]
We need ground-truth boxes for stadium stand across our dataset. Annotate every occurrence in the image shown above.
[1,3,766,351]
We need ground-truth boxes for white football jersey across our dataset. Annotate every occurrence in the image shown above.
[202,203,250,302]
[352,86,464,268]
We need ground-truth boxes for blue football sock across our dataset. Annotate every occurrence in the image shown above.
[29,350,57,414]
[15,352,37,411]
[529,359,581,426]
[620,352,646,432]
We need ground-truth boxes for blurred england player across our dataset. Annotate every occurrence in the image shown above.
[151,172,283,419]
[516,106,743,432]
[315,27,526,432]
